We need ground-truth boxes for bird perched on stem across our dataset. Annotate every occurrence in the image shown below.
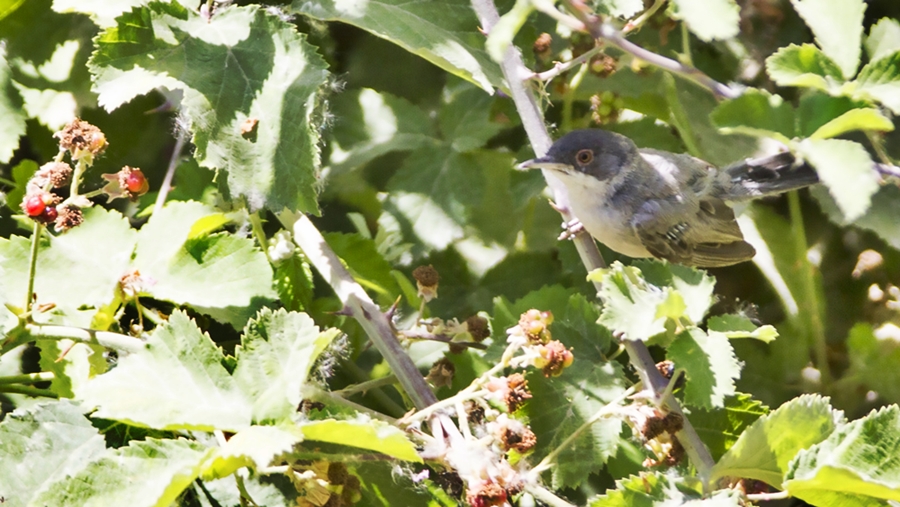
[518,129,823,267]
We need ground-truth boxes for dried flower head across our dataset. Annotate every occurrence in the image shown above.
[504,373,531,413]
[54,119,107,163]
[535,340,573,377]
[426,357,456,389]
[54,205,84,232]
[465,315,490,342]
[465,480,507,507]
[29,162,73,192]
[413,265,440,302]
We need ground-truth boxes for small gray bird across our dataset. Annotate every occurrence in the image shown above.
[518,129,820,267]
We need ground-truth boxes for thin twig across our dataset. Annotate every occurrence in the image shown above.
[623,0,667,33]
[24,222,42,315]
[746,490,790,502]
[532,45,603,82]
[153,130,186,214]
[0,384,58,398]
[0,372,54,385]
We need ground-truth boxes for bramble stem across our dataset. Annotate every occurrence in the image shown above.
[0,384,58,398]
[153,131,187,214]
[0,372,54,384]
[24,222,43,315]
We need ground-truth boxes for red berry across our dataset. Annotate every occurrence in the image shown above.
[125,169,148,194]
[24,195,46,217]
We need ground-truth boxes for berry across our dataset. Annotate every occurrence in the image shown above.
[24,195,46,217]
[41,206,58,223]
[125,169,148,194]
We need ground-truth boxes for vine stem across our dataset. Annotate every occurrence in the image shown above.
[470,0,715,486]
[24,221,43,314]
[787,192,831,389]
[0,372,54,384]
[0,323,145,356]
[153,130,187,214]
[279,212,438,410]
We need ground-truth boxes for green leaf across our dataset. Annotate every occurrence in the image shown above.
[865,18,900,63]
[5,159,37,212]
[298,419,422,462]
[485,0,533,63]
[90,3,329,213]
[324,231,401,305]
[812,184,900,250]
[667,328,740,409]
[670,0,740,42]
[202,425,303,479]
[439,85,504,153]
[809,107,894,139]
[327,88,436,174]
[590,471,742,507]
[77,311,253,431]
[790,0,865,79]
[708,314,778,343]
[635,260,716,325]
[688,393,769,461]
[233,309,340,423]
[0,401,106,506]
[0,47,25,163]
[797,92,868,138]
[855,52,900,115]
[710,89,795,143]
[0,207,137,327]
[133,201,276,328]
[38,339,107,398]
[273,249,314,312]
[766,44,845,90]
[293,0,504,93]
[711,394,843,486]
[33,437,213,507]
[785,405,900,505]
[796,138,879,221]
[845,323,900,405]
[595,262,670,341]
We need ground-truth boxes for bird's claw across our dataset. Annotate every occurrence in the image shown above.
[559,219,584,240]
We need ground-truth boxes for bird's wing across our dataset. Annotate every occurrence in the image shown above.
[633,196,756,267]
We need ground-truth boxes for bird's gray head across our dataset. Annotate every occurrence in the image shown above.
[517,129,639,181]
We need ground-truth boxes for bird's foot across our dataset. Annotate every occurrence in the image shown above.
[558,219,584,240]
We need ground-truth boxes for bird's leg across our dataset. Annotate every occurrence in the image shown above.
[558,218,585,240]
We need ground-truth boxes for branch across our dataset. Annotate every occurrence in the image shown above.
[2,322,145,356]
[470,0,715,484]
[561,0,739,99]
[279,212,438,411]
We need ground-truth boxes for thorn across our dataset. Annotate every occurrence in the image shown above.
[331,306,353,317]
[385,295,402,321]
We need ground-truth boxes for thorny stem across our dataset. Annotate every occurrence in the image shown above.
[280,211,438,410]
[532,45,603,82]
[2,323,146,356]
[333,374,399,398]
[529,386,635,477]
[0,372,54,385]
[787,191,832,389]
[471,0,716,485]
[303,385,399,424]
[0,384,58,398]
[24,222,43,315]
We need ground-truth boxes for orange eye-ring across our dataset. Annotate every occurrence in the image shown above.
[576,149,593,165]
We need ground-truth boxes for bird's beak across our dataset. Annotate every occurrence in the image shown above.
[515,157,569,172]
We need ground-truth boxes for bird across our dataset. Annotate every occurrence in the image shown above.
[517,129,821,267]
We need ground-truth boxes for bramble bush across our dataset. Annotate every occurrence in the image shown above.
[1,0,900,506]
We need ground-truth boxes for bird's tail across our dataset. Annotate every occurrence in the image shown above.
[725,151,819,199]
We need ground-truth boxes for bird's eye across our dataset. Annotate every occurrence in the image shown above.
[575,149,593,165]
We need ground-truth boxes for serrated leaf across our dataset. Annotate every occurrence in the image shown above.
[812,184,900,249]
[90,3,329,213]
[710,89,795,142]
[670,0,740,42]
[0,401,106,507]
[796,138,878,221]
[596,262,670,341]
[855,52,900,115]
[0,47,26,163]
[324,231,400,305]
[273,250,314,312]
[77,311,253,431]
[667,328,740,409]
[0,207,137,327]
[590,471,742,507]
[865,18,900,63]
[233,309,340,423]
[797,92,869,138]
[790,0,865,79]
[37,338,107,398]
[52,0,148,27]
[766,44,845,90]
[5,159,37,212]
[133,201,275,328]
[688,393,769,461]
[785,405,900,504]
[293,0,504,93]
[33,437,212,507]
[439,86,504,152]
[708,314,778,343]
[636,260,716,325]
[203,425,303,479]
[187,213,230,239]
[298,419,422,462]
[809,108,894,139]
[711,394,843,486]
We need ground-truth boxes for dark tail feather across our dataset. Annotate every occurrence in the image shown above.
[726,151,819,198]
